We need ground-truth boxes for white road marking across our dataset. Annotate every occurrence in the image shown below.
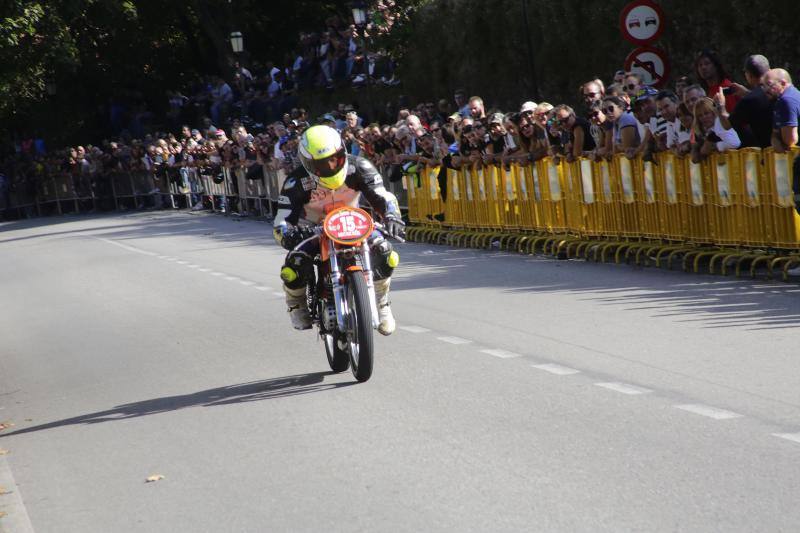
[480,348,522,359]
[437,336,472,345]
[272,291,285,297]
[157,255,168,259]
[210,272,224,277]
[773,432,800,444]
[165,257,178,261]
[198,268,212,272]
[532,364,580,376]
[255,286,271,291]
[674,404,743,420]
[239,280,255,286]
[398,325,431,333]
[224,276,240,281]
[187,264,200,269]
[176,260,189,265]
[0,455,36,533]
[96,237,157,256]
[595,382,652,395]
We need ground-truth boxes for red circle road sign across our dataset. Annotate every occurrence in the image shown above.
[624,46,670,88]
[619,0,665,45]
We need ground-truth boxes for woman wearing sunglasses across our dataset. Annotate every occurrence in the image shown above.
[601,95,640,156]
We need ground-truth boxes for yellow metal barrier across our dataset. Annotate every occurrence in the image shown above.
[404,148,800,279]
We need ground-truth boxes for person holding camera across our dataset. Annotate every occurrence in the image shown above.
[690,91,741,163]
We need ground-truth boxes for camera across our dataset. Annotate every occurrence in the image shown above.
[722,86,735,96]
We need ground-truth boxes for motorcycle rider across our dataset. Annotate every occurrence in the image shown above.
[273,124,405,335]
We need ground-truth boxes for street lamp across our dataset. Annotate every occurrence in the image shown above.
[351,2,368,26]
[351,2,373,121]
[230,31,244,54]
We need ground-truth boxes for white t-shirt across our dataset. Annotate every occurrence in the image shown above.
[710,117,741,152]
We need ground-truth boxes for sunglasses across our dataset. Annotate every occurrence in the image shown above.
[603,106,617,113]
[583,91,599,98]
[626,84,638,90]
[590,110,602,118]
[462,126,474,133]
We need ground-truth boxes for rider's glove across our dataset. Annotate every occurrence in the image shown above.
[383,214,406,240]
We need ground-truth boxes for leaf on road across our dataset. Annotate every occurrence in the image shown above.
[0,448,8,455]
[145,474,165,483]
[0,422,13,431]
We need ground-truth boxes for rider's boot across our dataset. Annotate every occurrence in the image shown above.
[374,277,395,336]
[284,285,312,330]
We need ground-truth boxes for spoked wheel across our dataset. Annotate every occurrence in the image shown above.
[323,330,350,373]
[344,271,374,382]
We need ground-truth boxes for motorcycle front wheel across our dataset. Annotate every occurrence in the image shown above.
[344,271,374,382]
[323,330,350,373]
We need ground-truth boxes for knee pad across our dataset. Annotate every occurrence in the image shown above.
[371,239,399,280]
[281,251,314,289]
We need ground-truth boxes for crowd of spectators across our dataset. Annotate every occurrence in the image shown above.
[4,47,800,219]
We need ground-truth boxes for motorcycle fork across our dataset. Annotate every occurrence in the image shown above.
[328,238,349,332]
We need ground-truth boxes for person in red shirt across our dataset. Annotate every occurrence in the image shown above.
[695,49,741,113]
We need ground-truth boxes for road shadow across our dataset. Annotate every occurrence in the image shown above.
[392,247,800,331]
[5,211,800,330]
[0,371,355,438]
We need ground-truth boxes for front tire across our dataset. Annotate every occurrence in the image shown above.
[345,271,374,382]
[323,331,350,372]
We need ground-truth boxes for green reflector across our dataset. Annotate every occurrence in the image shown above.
[388,251,400,268]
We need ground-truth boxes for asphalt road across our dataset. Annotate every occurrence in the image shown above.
[2,211,800,532]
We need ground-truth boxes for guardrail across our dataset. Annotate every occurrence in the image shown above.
[404,148,800,280]
[1,163,409,222]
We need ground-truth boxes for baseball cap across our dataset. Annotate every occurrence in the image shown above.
[520,101,538,113]
[634,86,658,103]
[488,112,505,125]
[190,129,200,136]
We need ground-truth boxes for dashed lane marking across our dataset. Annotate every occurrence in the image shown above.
[210,272,224,277]
[239,280,255,286]
[480,348,523,359]
[532,364,580,376]
[96,237,157,256]
[398,325,431,333]
[595,382,653,395]
[437,336,472,345]
[224,276,240,281]
[187,264,201,269]
[255,286,271,291]
[176,260,189,265]
[773,432,800,444]
[198,268,212,272]
[674,404,743,420]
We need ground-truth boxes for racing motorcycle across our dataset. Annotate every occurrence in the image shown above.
[304,205,402,383]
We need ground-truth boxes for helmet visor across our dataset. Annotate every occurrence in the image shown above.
[302,147,346,178]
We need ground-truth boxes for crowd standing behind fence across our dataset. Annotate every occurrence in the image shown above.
[3,49,800,230]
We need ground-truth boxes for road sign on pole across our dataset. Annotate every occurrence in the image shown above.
[624,46,670,88]
[619,0,665,45]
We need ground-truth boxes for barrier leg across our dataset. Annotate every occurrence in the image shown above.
[614,243,635,264]
[749,255,773,279]
[692,250,719,273]
[781,256,800,281]
[656,246,691,269]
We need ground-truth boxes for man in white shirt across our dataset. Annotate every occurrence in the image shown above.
[655,90,681,150]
